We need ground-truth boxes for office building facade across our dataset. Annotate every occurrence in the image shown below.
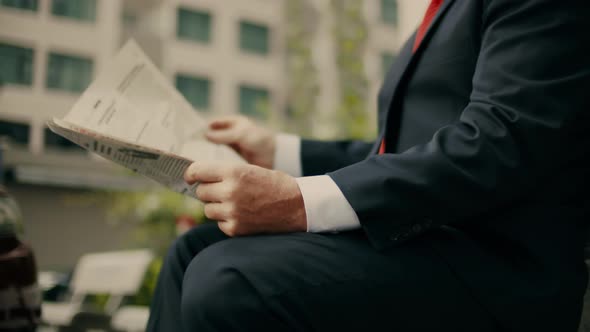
[0,0,427,268]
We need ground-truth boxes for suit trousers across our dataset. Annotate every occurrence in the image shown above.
[146,222,498,332]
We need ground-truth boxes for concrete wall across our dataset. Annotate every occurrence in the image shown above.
[127,0,287,118]
[6,183,135,271]
[0,0,123,154]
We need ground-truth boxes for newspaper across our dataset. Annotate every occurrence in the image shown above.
[48,40,244,198]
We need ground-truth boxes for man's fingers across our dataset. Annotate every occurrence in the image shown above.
[205,128,241,145]
[209,120,231,130]
[203,203,230,221]
[206,116,248,144]
[217,219,239,237]
[208,115,243,130]
[195,183,227,203]
[184,162,227,184]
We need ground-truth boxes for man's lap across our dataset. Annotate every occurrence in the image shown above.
[176,223,496,331]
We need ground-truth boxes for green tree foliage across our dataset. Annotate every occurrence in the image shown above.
[331,0,371,139]
[74,188,204,258]
[285,0,371,139]
[284,0,320,136]
[106,190,205,256]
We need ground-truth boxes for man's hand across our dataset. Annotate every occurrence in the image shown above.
[206,116,276,169]
[184,162,307,237]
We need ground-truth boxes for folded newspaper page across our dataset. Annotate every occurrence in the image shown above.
[48,40,244,198]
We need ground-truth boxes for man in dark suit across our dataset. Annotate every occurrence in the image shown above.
[147,0,590,331]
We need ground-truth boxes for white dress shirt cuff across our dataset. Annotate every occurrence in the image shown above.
[273,133,302,177]
[296,175,361,233]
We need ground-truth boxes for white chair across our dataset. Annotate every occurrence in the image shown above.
[111,305,150,332]
[41,249,154,329]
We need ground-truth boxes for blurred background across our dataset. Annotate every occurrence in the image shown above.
[0,0,429,275]
[0,0,430,330]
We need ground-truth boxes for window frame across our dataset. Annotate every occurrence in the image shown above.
[45,51,94,93]
[380,0,399,27]
[0,0,38,12]
[239,20,271,56]
[175,73,212,111]
[176,7,212,44]
[0,119,31,146]
[0,41,34,87]
[238,84,271,119]
[50,0,97,22]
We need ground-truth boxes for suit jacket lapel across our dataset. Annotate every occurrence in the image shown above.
[412,0,457,55]
[371,35,415,155]
[373,0,457,155]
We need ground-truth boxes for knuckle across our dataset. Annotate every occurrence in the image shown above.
[219,186,231,201]
[235,166,252,184]
[203,204,214,218]
[195,186,205,199]
[231,224,244,237]
[224,223,237,237]
[230,165,245,177]
[184,163,198,181]
[225,183,238,199]
[227,204,239,219]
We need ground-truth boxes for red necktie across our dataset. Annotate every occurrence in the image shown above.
[413,0,444,52]
[378,0,444,155]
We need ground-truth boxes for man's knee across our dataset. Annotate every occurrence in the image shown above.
[163,223,223,270]
[180,241,264,330]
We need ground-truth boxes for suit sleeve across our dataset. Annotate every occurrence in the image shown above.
[301,140,374,176]
[328,0,590,249]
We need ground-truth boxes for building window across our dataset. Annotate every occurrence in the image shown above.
[176,74,211,111]
[177,8,211,44]
[0,0,38,11]
[51,0,96,22]
[46,53,93,93]
[381,52,396,75]
[381,0,398,26]
[44,128,83,151]
[0,43,33,86]
[239,85,269,119]
[0,120,29,145]
[239,21,270,55]
[121,11,137,28]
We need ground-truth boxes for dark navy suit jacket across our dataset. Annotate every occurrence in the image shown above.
[301,0,590,330]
